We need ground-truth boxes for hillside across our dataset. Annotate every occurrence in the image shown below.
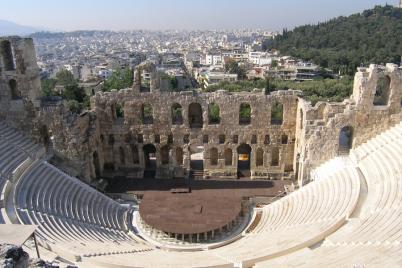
[264,5,402,74]
[0,19,45,36]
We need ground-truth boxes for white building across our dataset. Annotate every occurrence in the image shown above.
[205,54,222,66]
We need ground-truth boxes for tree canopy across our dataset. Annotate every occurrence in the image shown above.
[102,68,133,91]
[264,5,402,75]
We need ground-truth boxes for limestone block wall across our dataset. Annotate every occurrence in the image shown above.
[0,37,41,130]
[295,64,402,186]
[92,89,299,180]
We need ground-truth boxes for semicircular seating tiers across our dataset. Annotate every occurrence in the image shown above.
[79,158,361,267]
[0,122,45,224]
[254,121,402,268]
[13,160,152,260]
[1,120,402,268]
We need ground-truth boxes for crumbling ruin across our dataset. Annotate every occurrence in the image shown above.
[0,37,401,187]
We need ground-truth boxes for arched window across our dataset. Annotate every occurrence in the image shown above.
[142,103,153,124]
[224,148,232,166]
[339,126,353,154]
[281,134,288,144]
[171,103,183,124]
[176,147,183,165]
[264,135,270,145]
[124,132,133,143]
[143,144,157,171]
[219,134,225,144]
[188,103,203,128]
[208,103,220,124]
[0,40,15,71]
[256,148,264,167]
[373,75,391,106]
[271,147,279,166]
[161,145,170,165]
[271,101,283,125]
[39,125,50,147]
[9,79,20,100]
[115,103,124,118]
[237,144,252,176]
[210,148,218,166]
[131,145,139,164]
[119,147,125,164]
[239,103,251,125]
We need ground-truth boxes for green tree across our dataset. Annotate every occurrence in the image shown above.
[264,5,402,75]
[56,69,77,86]
[41,78,57,96]
[102,68,133,91]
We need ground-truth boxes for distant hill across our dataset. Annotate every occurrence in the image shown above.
[264,5,402,75]
[0,19,45,37]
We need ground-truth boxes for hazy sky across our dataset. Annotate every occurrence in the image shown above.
[0,0,396,31]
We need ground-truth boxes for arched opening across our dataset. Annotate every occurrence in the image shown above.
[131,145,139,164]
[188,103,203,128]
[239,103,251,125]
[281,134,288,144]
[175,147,183,165]
[210,148,218,166]
[171,103,183,125]
[264,135,270,145]
[93,151,101,178]
[161,145,170,165]
[271,147,280,166]
[190,144,204,178]
[237,144,251,178]
[219,134,225,144]
[339,126,353,154]
[224,148,233,166]
[256,148,264,167]
[143,144,157,178]
[271,101,283,125]
[124,132,133,143]
[373,75,391,106]
[299,109,304,129]
[142,103,153,124]
[119,147,125,165]
[115,103,124,118]
[208,103,220,124]
[39,125,51,148]
[9,79,20,100]
[0,40,15,71]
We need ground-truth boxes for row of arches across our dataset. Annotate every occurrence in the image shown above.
[209,144,280,169]
[112,102,284,127]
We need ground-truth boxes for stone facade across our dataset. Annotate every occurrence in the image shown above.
[0,37,401,186]
[92,89,299,180]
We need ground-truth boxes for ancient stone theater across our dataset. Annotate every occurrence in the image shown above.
[0,37,401,267]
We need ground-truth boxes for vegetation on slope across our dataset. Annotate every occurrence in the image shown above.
[264,5,402,75]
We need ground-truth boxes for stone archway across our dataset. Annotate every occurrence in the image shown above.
[339,126,353,154]
[188,103,203,128]
[143,144,157,178]
[237,144,251,178]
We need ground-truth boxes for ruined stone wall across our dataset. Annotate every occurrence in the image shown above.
[1,36,401,185]
[0,37,41,131]
[92,89,299,180]
[295,64,402,186]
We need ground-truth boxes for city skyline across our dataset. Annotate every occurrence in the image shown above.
[0,0,396,32]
